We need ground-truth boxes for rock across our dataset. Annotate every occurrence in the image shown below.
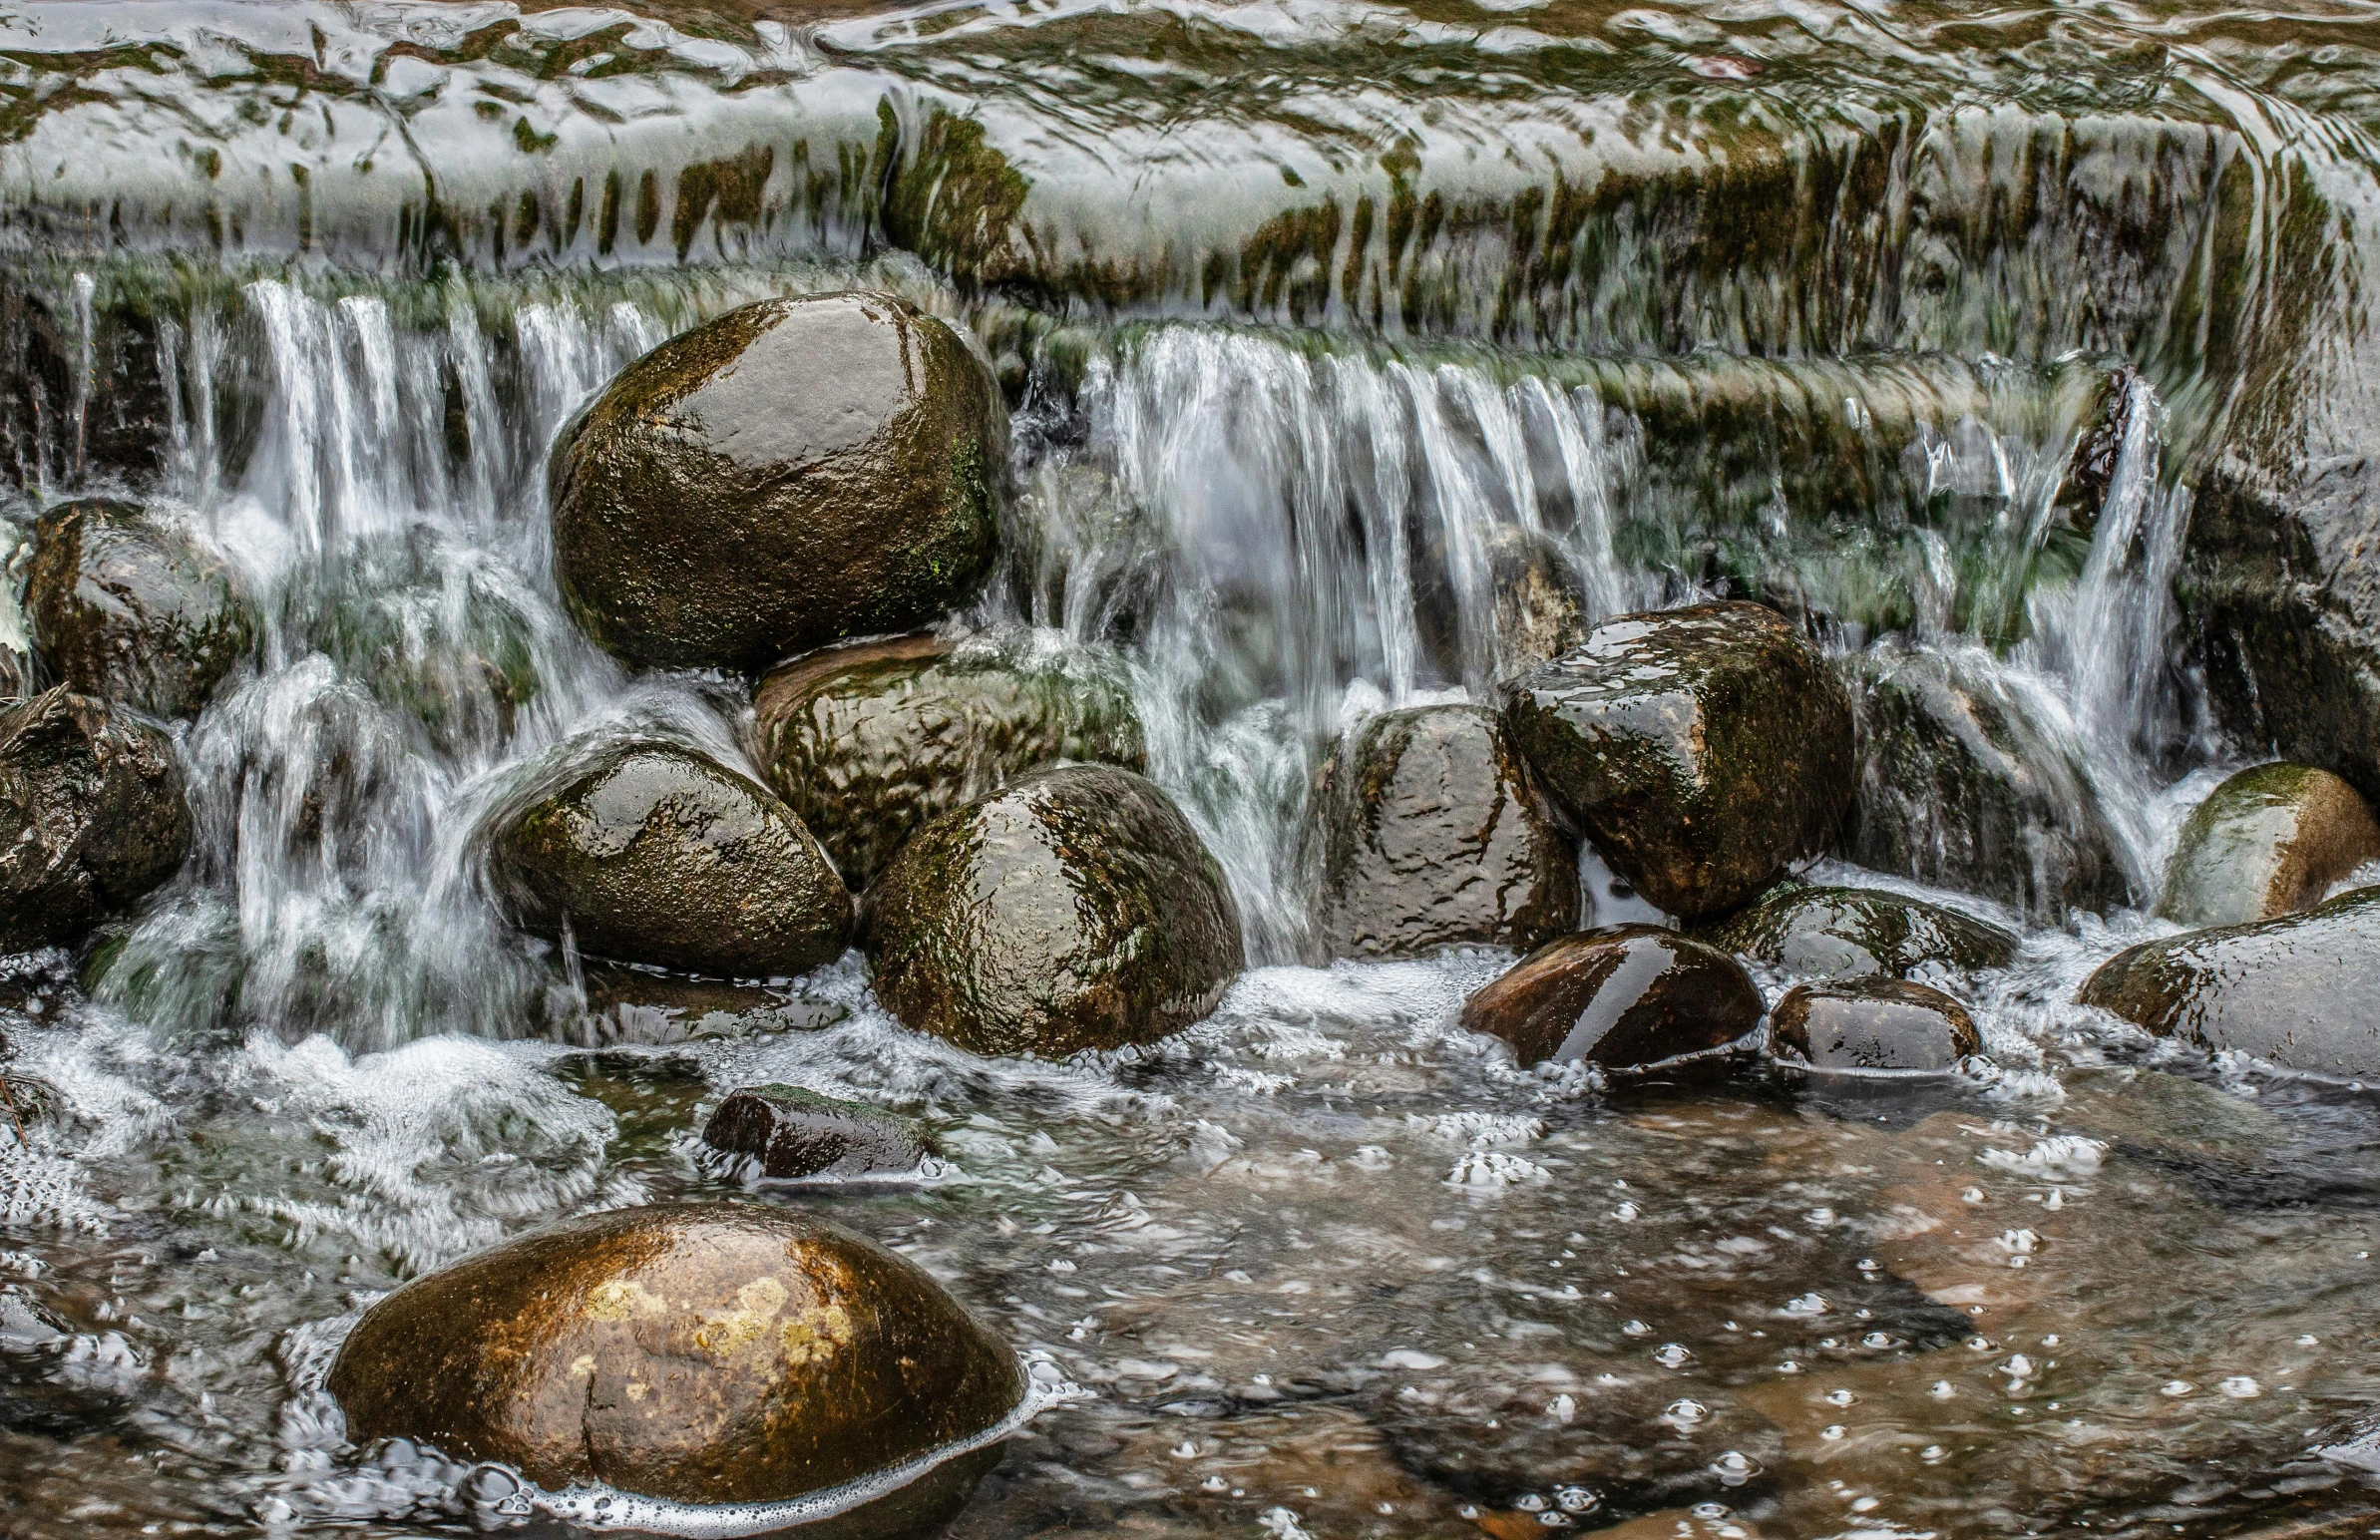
[1700,886,2017,980]
[324,1202,1027,1514]
[2158,763,2380,928]
[568,964,851,1047]
[0,688,190,952]
[1459,925,1764,1070]
[752,633,1144,892]
[701,1085,935,1182]
[492,742,851,978]
[549,292,1003,672]
[1413,524,1592,685]
[26,500,253,718]
[1769,978,1980,1071]
[1838,646,2130,920]
[1312,703,1577,960]
[1498,601,1853,918]
[2078,888,2380,1076]
[862,763,1243,1057]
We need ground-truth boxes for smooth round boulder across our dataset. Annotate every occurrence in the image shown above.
[2158,763,2380,929]
[701,1084,935,1182]
[492,742,851,978]
[1412,524,1591,685]
[753,633,1144,892]
[325,1203,1027,1516]
[0,688,191,952]
[1770,978,1980,1072]
[550,292,1003,671]
[1312,703,1577,960]
[1497,601,1852,919]
[1701,886,2017,980]
[862,763,1243,1057]
[27,500,254,718]
[1459,925,1764,1070]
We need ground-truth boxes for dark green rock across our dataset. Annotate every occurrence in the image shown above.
[1412,524,1591,685]
[27,500,253,718]
[753,633,1144,892]
[493,742,851,978]
[550,292,1003,672]
[701,1084,935,1181]
[2078,888,2380,1077]
[1312,703,1576,959]
[1459,925,1764,1070]
[1770,977,1980,1071]
[863,763,1243,1057]
[0,688,190,952]
[1497,600,1853,919]
[2158,763,2380,929]
[1702,886,2017,980]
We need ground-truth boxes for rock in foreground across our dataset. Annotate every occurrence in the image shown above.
[0,688,190,951]
[1498,601,1852,918]
[1460,925,1763,1070]
[2158,763,2380,928]
[550,292,1003,671]
[1313,703,1577,960]
[1770,978,1980,1071]
[864,764,1243,1057]
[28,500,253,718]
[1702,886,2017,980]
[702,1084,935,1182]
[326,1203,1026,1513]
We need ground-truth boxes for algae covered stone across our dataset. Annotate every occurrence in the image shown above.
[325,1202,1027,1514]
[1702,886,2016,981]
[27,500,254,718]
[0,687,191,952]
[863,763,1243,1057]
[2158,763,2380,929]
[550,292,1003,671]
[1771,977,1980,1072]
[492,742,851,978]
[1459,925,1763,1070]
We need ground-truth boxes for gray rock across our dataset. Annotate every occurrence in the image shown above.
[1701,886,2017,981]
[1770,977,1980,1072]
[27,500,253,718]
[2158,763,2380,928]
[0,687,191,952]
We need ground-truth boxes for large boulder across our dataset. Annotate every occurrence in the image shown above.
[550,292,1004,672]
[1497,601,1853,918]
[1459,925,1764,1070]
[862,763,1243,1057]
[2078,889,2380,1076]
[1770,977,1980,1072]
[2158,763,2380,928]
[752,633,1143,892]
[492,742,851,978]
[27,500,253,718]
[701,1084,935,1182]
[1412,524,1592,685]
[1312,703,1577,960]
[0,688,190,952]
[325,1203,1027,1518]
[1701,886,2017,981]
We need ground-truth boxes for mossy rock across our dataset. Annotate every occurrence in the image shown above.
[27,500,253,718]
[1701,886,2017,981]
[549,292,1003,672]
[753,633,1144,892]
[0,688,191,952]
[325,1202,1027,1515]
[1459,925,1763,1070]
[701,1084,935,1182]
[1411,524,1591,686]
[1312,703,1576,960]
[492,742,851,978]
[862,763,1243,1057]
[1497,601,1852,919]
[2158,763,2380,929]
[1770,977,1980,1072]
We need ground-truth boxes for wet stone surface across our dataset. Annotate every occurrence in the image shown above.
[1459,925,1764,1071]
[0,688,189,953]
[701,1083,936,1182]
[1769,978,1981,1072]
[2158,762,2380,929]
[26,501,254,720]
[1702,886,2018,982]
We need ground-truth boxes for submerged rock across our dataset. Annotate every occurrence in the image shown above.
[1412,524,1592,684]
[1770,978,1980,1071]
[752,634,1144,892]
[0,688,190,952]
[2158,763,2380,928]
[1459,926,1763,1070]
[2078,889,2380,1077]
[701,1085,935,1182]
[27,500,253,718]
[492,742,851,978]
[1498,601,1852,919]
[1701,886,2017,980]
[325,1202,1027,1514]
[1312,703,1577,960]
[863,763,1243,1057]
[571,965,851,1046]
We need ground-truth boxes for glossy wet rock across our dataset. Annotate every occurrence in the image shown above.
[27,501,254,719]
[1498,601,1852,919]
[1312,703,1577,960]
[752,633,1144,892]
[862,763,1243,1057]
[1769,977,1980,1071]
[1412,524,1591,684]
[570,965,851,1046]
[550,292,1003,672]
[1460,925,1763,1070]
[492,742,851,978]
[0,688,190,952]
[324,1202,1027,1512]
[2159,763,2380,928]
[701,1084,935,1182]
[1701,886,2017,980]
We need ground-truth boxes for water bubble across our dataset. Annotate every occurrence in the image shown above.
[1692,1500,1733,1518]
[1709,1452,1761,1487]
[1554,1487,1599,1513]
[1819,1424,1847,1440]
[1663,1398,1709,1428]
[1778,1360,1802,1374]
[1921,1445,1947,1463]
[1535,1513,1572,1528]
[1824,1388,1856,1406]
[1613,1202,1641,1222]
[2161,1380,2194,1396]
[1962,1187,1987,1204]
[2218,1376,2261,1398]
[1654,1343,1693,1367]
[1622,1320,1650,1336]
[1515,1494,1547,1512]
[1784,1293,1830,1316]
[1170,1441,1199,1458]
[1860,1332,1894,1348]
[1967,1337,1997,1351]
[1546,1393,1576,1423]
[1929,1380,1955,1398]
[1204,1476,1230,1492]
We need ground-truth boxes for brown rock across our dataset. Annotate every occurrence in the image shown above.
[2158,763,2380,928]
[1769,978,1980,1072]
[1459,925,1764,1069]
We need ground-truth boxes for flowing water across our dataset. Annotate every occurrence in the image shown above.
[0,2,2378,1536]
